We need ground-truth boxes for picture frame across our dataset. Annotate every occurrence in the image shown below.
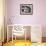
[20,4,33,15]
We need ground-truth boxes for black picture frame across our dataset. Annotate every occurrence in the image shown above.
[20,4,33,15]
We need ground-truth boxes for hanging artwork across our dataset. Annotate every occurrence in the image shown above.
[20,4,33,15]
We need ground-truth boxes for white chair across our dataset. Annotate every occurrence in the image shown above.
[7,24,31,43]
[12,25,25,43]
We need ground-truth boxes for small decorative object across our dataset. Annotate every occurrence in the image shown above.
[20,4,33,15]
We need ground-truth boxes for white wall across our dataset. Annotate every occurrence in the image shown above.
[7,0,46,37]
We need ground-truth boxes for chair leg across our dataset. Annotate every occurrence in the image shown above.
[1,42,3,46]
[15,36,16,42]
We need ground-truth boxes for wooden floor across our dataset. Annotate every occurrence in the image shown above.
[3,40,46,46]
[3,40,31,46]
[3,37,46,46]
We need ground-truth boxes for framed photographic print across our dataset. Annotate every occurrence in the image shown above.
[20,4,33,15]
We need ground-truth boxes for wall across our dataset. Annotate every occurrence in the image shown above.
[6,0,46,37]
